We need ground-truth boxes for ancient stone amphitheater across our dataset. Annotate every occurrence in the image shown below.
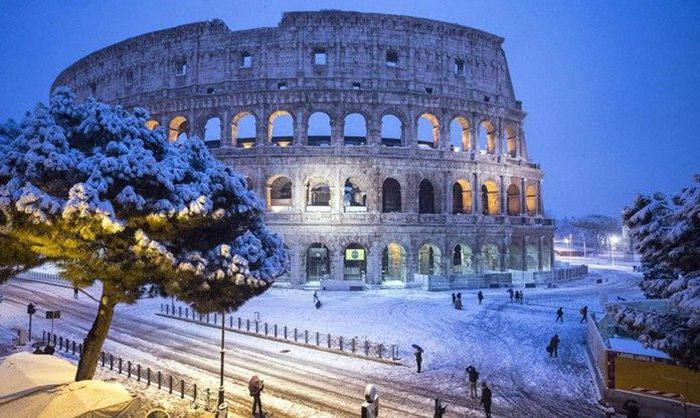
[53,10,555,289]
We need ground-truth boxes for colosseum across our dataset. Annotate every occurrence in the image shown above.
[52,10,556,290]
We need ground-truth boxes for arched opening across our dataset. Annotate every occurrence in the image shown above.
[507,184,520,216]
[418,243,442,275]
[382,178,401,213]
[509,242,524,271]
[306,243,330,281]
[506,126,518,158]
[308,181,331,207]
[449,117,471,152]
[268,176,292,208]
[481,181,500,215]
[244,177,255,191]
[381,114,402,147]
[344,178,366,209]
[479,120,497,154]
[168,116,188,142]
[417,113,439,149]
[542,239,552,271]
[145,120,160,130]
[268,110,293,146]
[343,243,367,281]
[526,243,539,271]
[381,243,406,282]
[232,111,256,148]
[526,185,539,216]
[481,243,500,272]
[204,117,222,146]
[452,179,473,214]
[452,244,474,274]
[418,179,436,214]
[307,112,331,146]
[343,113,366,145]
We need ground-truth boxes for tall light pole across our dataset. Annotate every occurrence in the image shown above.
[217,310,228,417]
[563,237,570,256]
[609,235,620,266]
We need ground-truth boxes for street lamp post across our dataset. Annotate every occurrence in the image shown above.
[217,310,228,417]
[609,235,620,266]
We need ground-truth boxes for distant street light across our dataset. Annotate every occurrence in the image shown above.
[609,235,620,266]
[563,237,571,256]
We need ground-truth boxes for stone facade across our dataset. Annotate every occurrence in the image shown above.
[52,11,555,286]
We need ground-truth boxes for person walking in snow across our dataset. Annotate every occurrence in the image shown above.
[548,334,560,358]
[415,349,423,373]
[580,306,588,323]
[623,398,640,418]
[451,292,456,306]
[555,307,564,322]
[466,365,479,398]
[73,287,79,299]
[507,288,514,302]
[433,398,447,418]
[477,291,484,305]
[454,295,463,310]
[313,290,319,303]
[480,382,492,418]
[248,375,264,417]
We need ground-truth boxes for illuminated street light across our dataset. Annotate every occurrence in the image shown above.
[608,235,620,266]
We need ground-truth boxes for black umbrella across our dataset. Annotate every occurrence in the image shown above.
[411,344,424,353]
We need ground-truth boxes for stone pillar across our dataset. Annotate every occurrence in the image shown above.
[293,244,305,285]
[293,172,304,210]
[439,123,450,151]
[472,172,480,215]
[499,175,506,215]
[470,117,479,153]
[405,114,416,148]
[520,178,527,215]
[446,179,454,215]
[550,237,556,270]
[521,236,528,271]
[497,123,505,156]
[221,110,231,147]
[500,242,507,272]
[331,245,344,281]
[257,114,267,147]
[293,110,305,146]
[368,118,381,146]
[538,236,544,271]
[331,117,344,146]
[538,180,544,216]
[366,243,381,284]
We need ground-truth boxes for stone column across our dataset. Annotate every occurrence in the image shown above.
[293,172,304,211]
[293,110,305,146]
[256,114,268,147]
[221,110,231,147]
[538,236,544,271]
[331,117,344,146]
[366,243,381,284]
[538,180,544,216]
[520,178,527,215]
[550,237,556,270]
[470,117,479,153]
[331,245,344,281]
[292,244,305,285]
[368,118,381,146]
[472,172,480,215]
[499,175,506,215]
[521,236,528,271]
[446,179,454,215]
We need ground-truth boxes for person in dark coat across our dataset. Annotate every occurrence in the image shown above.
[555,307,564,322]
[477,291,484,305]
[580,306,588,323]
[454,296,463,310]
[433,398,447,418]
[313,290,319,303]
[548,334,560,357]
[451,292,456,306]
[249,375,264,417]
[480,382,492,418]
[514,291,520,303]
[507,288,514,301]
[623,398,640,418]
[466,365,479,398]
[73,287,79,299]
[415,349,423,373]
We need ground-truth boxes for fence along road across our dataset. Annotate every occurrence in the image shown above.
[2,280,486,418]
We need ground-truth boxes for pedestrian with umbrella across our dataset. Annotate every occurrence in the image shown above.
[412,344,423,373]
[248,375,265,417]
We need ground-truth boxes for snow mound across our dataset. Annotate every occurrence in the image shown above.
[0,352,134,417]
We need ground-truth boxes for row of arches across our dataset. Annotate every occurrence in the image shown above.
[264,175,540,216]
[298,240,552,282]
[147,111,522,156]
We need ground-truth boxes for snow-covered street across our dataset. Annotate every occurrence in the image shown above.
[0,264,643,417]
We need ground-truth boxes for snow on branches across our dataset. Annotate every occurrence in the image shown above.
[0,87,288,307]
[610,175,700,368]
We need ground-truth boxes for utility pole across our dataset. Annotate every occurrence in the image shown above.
[217,310,228,417]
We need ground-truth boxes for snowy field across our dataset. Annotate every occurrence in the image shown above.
[0,262,643,417]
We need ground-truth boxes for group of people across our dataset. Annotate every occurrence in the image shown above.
[451,291,485,309]
[554,305,589,323]
[465,365,493,418]
[507,288,525,304]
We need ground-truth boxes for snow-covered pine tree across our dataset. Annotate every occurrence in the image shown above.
[0,88,288,380]
[608,176,700,368]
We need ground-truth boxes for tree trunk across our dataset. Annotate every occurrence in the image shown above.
[75,287,117,381]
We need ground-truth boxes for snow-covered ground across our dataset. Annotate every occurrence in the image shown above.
[0,261,643,417]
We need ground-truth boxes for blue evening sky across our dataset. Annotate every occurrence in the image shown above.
[1,0,698,218]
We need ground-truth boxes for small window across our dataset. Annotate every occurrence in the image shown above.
[425,87,433,94]
[277,82,288,90]
[241,52,252,68]
[454,59,464,75]
[352,82,361,90]
[386,50,398,67]
[313,49,327,65]
[483,95,490,103]
[89,82,97,96]
[175,62,187,76]
[207,87,215,95]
